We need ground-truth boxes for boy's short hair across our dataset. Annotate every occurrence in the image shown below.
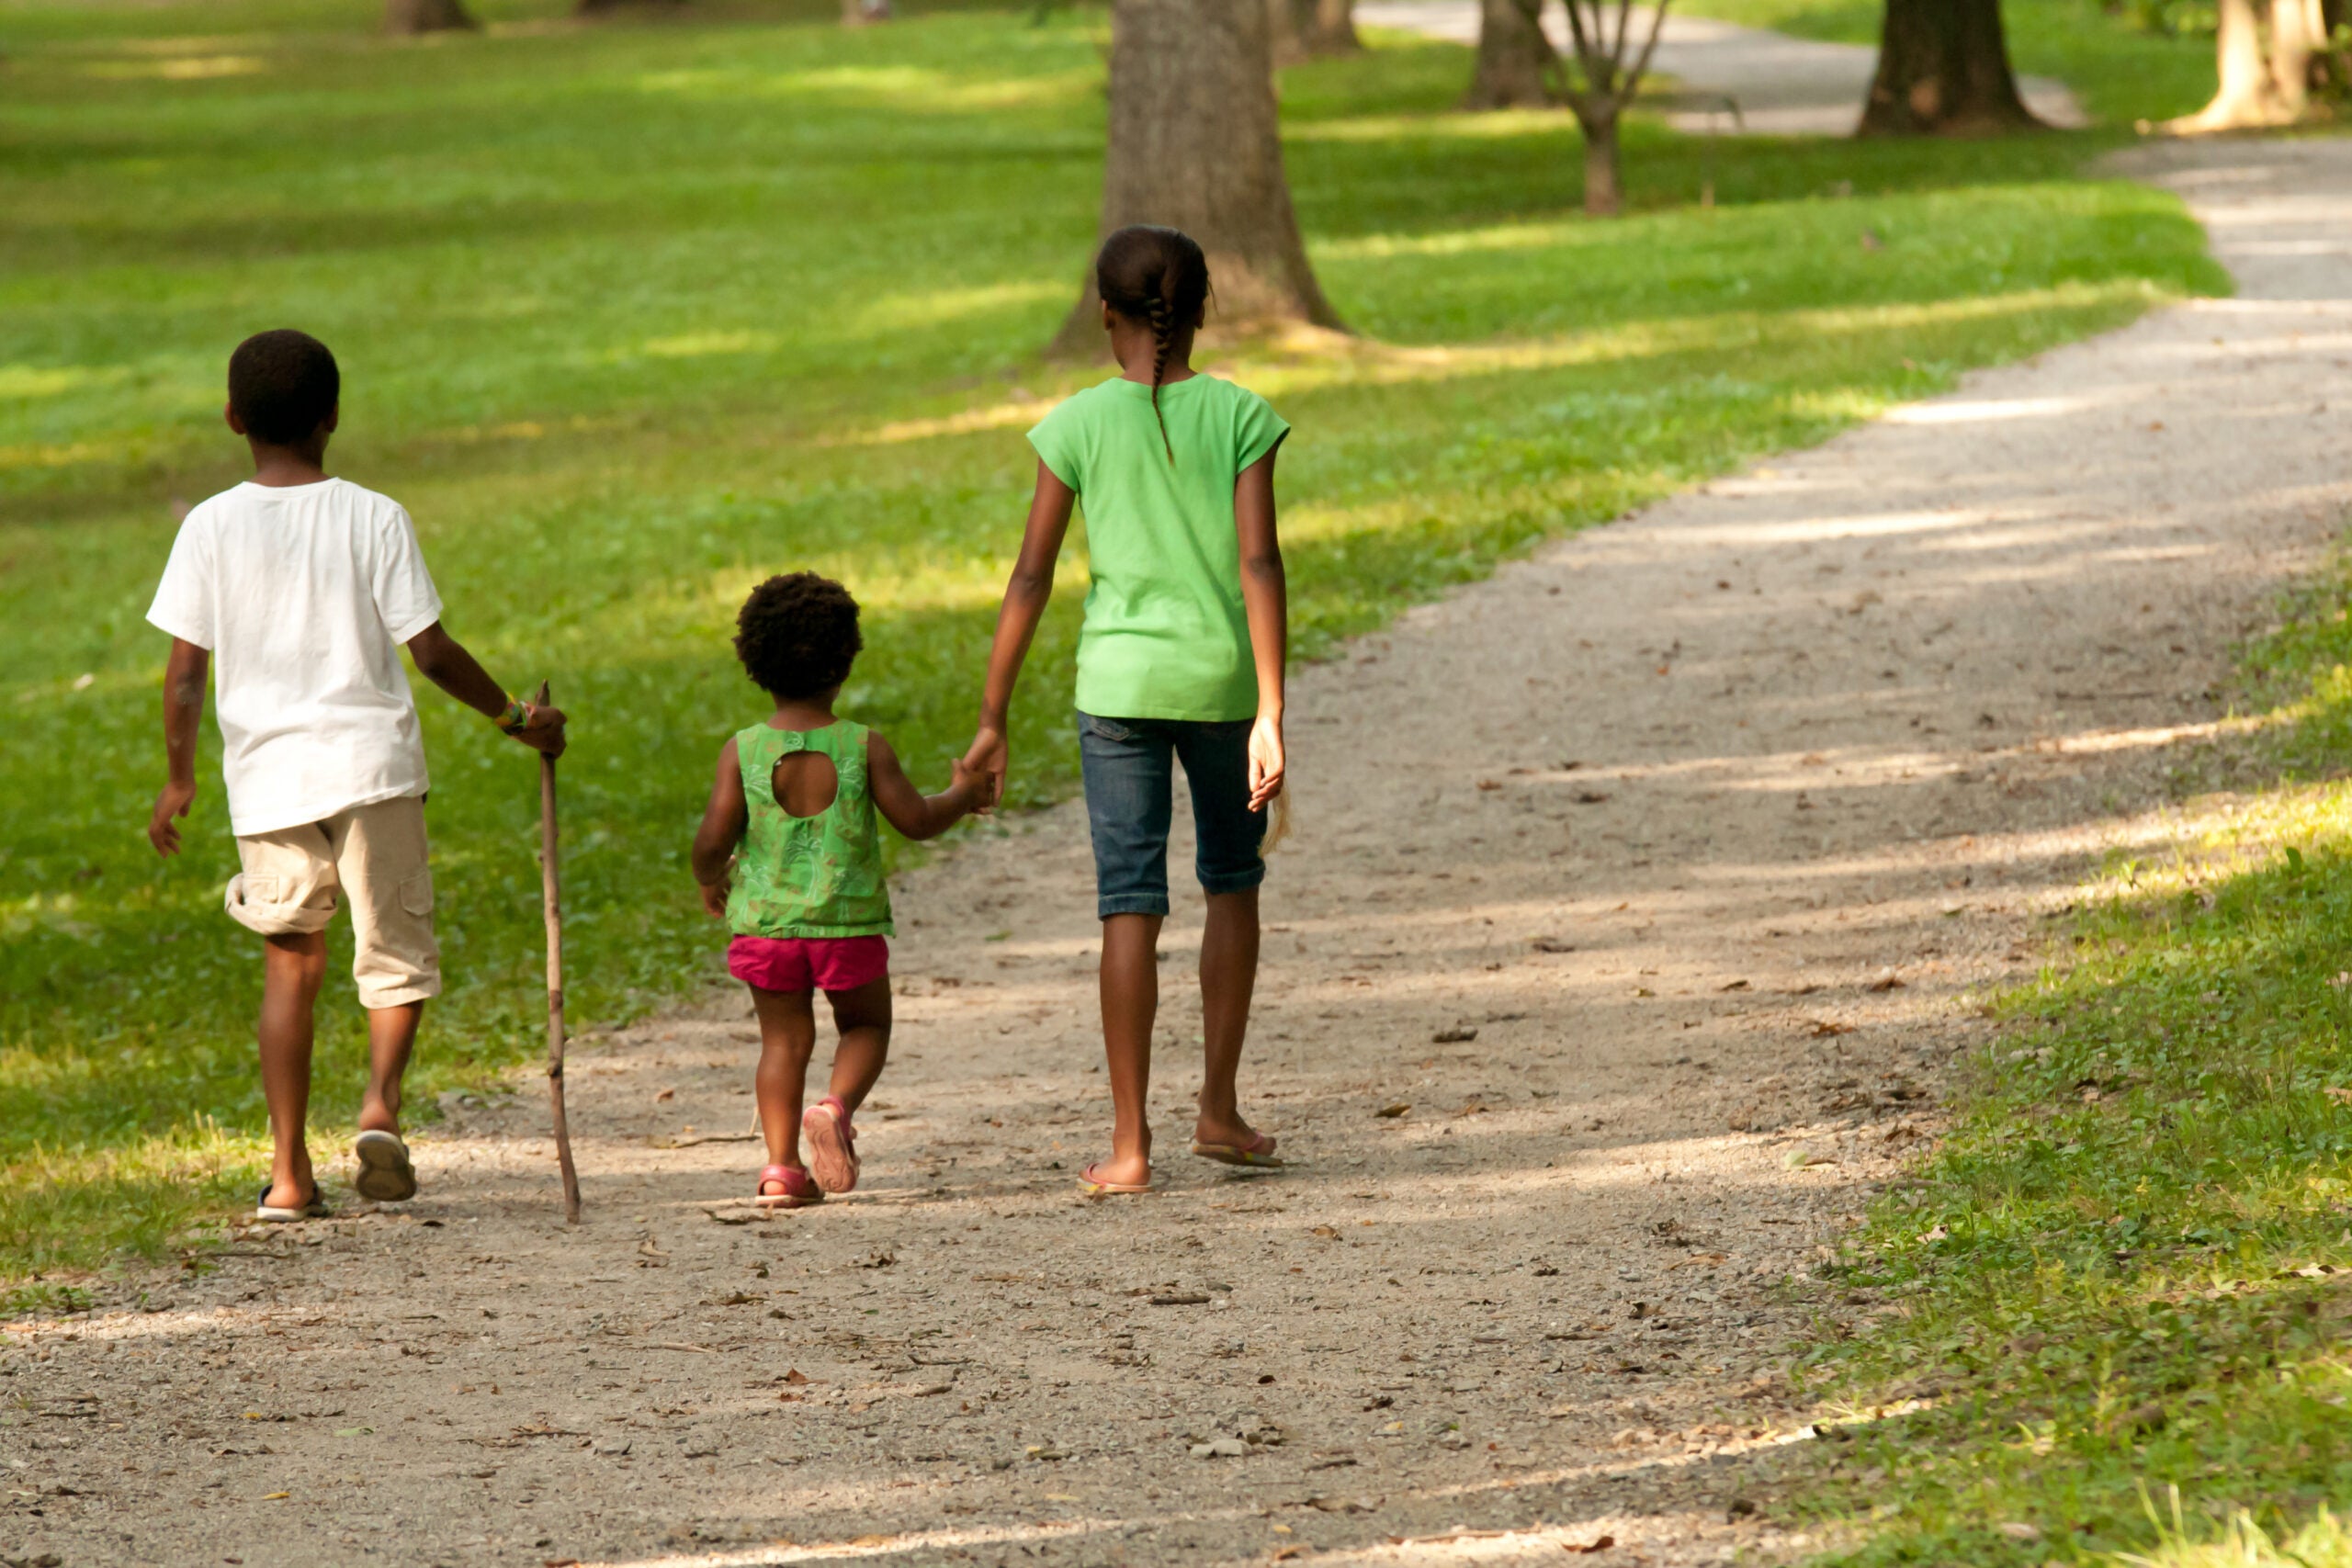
[229,330,340,446]
[734,572,862,700]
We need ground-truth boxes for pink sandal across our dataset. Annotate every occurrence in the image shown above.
[802,1096,861,1194]
[1191,1131,1284,1169]
[755,1163,821,1209]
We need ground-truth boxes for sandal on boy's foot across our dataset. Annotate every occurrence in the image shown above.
[801,1096,860,1194]
[254,1182,330,1223]
[352,1129,418,1203]
[1190,1131,1284,1169]
[1077,1161,1153,1196]
[755,1164,822,1209]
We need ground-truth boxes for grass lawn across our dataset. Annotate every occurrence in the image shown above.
[0,0,2225,1294]
[1782,568,2352,1562]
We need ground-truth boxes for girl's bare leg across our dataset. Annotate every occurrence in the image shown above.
[1095,912,1163,1185]
[257,931,328,1210]
[820,976,891,1112]
[751,986,818,1180]
[1195,886,1263,1148]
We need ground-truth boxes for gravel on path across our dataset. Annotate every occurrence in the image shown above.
[6,141,2350,1568]
[1352,2,2085,133]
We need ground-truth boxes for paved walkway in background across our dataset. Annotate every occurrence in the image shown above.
[1355,2,2086,133]
[7,142,2350,1568]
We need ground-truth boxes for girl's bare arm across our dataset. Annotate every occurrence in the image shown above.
[1234,449,1287,808]
[690,738,749,916]
[867,730,985,842]
[963,460,1077,807]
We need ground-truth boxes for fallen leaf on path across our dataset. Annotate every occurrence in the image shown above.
[1865,970,1905,992]
[1476,779,1503,792]
[1431,1027,1477,1043]
[1152,1292,1211,1306]
[1375,1103,1410,1119]
[1719,979,1750,991]
[654,1088,674,1102]
[1532,937,1575,953]
[1576,790,1612,804]
[1667,1252,1728,1269]
[784,1369,809,1385]
[1564,1536,1615,1554]
[1807,1020,1855,1037]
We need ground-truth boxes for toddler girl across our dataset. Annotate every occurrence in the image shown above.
[964,224,1291,1194]
[693,572,985,1206]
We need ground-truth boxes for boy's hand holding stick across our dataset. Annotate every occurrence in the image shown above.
[535,679,582,1225]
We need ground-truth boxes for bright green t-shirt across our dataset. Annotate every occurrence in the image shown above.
[1028,374,1290,722]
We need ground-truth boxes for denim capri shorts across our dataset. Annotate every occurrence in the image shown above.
[1077,712,1267,919]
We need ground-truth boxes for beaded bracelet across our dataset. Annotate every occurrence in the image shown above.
[493,696,532,736]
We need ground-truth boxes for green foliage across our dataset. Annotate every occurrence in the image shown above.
[1791,555,2352,1563]
[0,0,2221,1287]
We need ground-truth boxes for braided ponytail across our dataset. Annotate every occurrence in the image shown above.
[1144,293,1174,461]
[1095,225,1209,466]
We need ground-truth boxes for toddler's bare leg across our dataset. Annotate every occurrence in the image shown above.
[1195,887,1262,1148]
[821,977,891,1113]
[751,987,819,1173]
[257,931,328,1208]
[1096,912,1163,1185]
[360,1001,422,1137]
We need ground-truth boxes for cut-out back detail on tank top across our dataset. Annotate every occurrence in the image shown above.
[726,721,893,940]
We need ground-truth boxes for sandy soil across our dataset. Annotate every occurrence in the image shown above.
[8,139,2352,1568]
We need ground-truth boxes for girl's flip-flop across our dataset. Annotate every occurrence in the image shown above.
[254,1183,330,1223]
[1191,1132,1284,1169]
[352,1128,418,1203]
[755,1164,822,1209]
[1077,1161,1153,1196]
[801,1096,861,1195]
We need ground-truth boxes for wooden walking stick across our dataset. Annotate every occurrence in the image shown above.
[537,679,582,1224]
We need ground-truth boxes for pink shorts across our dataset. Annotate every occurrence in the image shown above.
[727,934,889,994]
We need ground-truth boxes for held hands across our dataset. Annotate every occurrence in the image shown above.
[1247,711,1285,812]
[959,725,1008,815]
[949,756,991,817]
[147,779,197,857]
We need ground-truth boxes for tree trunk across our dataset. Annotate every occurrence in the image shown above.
[1464,0,1554,108]
[1301,0,1361,55]
[2269,0,2324,114]
[1858,0,2042,136]
[1269,0,1306,66]
[2171,0,2302,129]
[386,0,477,31]
[1575,104,1621,216]
[1050,0,1341,354]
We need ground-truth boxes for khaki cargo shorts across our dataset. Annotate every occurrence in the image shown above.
[224,795,441,1009]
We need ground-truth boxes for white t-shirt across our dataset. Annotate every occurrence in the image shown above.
[147,477,445,837]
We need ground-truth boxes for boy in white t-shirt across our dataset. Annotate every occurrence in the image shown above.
[146,329,568,1222]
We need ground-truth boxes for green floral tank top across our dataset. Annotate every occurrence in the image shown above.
[726,720,894,940]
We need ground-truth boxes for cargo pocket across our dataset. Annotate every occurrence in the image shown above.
[398,867,435,919]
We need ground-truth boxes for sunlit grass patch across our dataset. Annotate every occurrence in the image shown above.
[1792,552,2352,1563]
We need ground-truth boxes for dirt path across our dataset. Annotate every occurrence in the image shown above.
[1351,2,2085,134]
[9,140,2352,1568]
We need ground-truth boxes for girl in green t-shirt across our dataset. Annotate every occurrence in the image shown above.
[692,573,986,1207]
[964,225,1291,1196]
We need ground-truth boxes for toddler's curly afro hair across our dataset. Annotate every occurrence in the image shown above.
[733,572,862,700]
